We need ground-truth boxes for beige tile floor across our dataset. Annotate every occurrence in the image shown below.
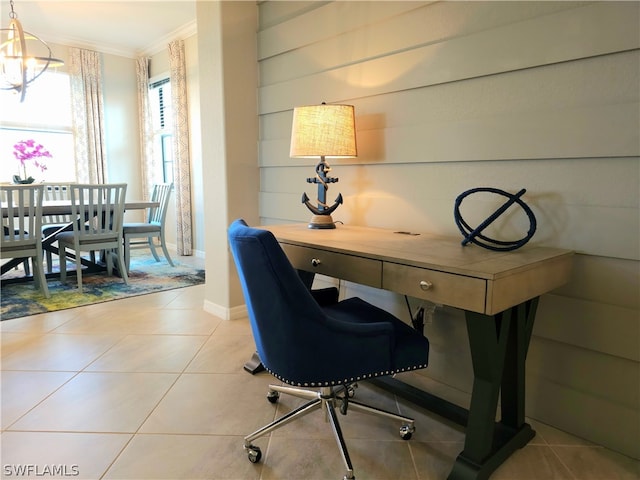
[1,283,639,480]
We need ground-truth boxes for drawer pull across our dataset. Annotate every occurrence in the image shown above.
[311,258,322,267]
[419,280,433,291]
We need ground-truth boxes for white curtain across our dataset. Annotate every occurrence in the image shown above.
[168,40,193,256]
[69,48,107,184]
[136,57,157,201]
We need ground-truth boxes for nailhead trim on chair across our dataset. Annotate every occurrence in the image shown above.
[262,363,428,387]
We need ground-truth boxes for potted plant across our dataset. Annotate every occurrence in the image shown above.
[12,139,52,184]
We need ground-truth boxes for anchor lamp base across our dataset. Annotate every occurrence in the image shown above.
[308,214,336,229]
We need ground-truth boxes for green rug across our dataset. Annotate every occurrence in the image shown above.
[1,254,205,321]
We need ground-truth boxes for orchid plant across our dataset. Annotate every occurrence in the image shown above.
[12,139,52,184]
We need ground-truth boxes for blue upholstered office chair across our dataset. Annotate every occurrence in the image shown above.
[228,219,430,480]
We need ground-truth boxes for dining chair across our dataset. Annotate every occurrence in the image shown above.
[227,219,430,480]
[122,182,174,274]
[1,184,50,298]
[56,183,129,293]
[41,183,75,273]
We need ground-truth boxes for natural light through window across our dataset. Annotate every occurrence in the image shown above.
[150,77,174,184]
[0,70,75,183]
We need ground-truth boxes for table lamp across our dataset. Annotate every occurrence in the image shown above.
[290,103,357,229]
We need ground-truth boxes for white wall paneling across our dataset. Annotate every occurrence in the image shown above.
[257,1,640,459]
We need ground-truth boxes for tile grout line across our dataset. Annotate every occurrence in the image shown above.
[98,312,217,479]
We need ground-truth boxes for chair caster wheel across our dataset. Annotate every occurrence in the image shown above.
[400,424,414,440]
[246,446,262,463]
[340,398,348,415]
[346,384,357,398]
[267,391,280,403]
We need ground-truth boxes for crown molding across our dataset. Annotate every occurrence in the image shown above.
[39,20,197,59]
[140,19,198,57]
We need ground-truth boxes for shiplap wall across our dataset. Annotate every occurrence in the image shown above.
[256,1,639,459]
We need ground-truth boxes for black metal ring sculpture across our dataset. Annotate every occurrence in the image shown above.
[454,187,537,251]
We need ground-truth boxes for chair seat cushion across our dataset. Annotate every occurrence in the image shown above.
[123,223,161,235]
[261,297,429,387]
[323,297,430,374]
[1,241,38,254]
[56,231,117,245]
[55,232,74,243]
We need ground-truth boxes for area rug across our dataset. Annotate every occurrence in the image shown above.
[1,254,205,321]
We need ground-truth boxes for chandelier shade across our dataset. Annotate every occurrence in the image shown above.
[1,0,64,102]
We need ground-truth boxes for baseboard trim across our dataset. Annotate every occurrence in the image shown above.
[203,300,247,320]
[166,243,205,260]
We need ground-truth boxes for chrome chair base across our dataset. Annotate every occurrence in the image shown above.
[243,383,415,480]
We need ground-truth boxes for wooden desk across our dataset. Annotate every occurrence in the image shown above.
[264,223,573,480]
[1,200,158,278]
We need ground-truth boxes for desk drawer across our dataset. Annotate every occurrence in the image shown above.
[383,263,487,313]
[281,243,382,288]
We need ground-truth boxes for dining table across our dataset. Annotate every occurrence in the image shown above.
[1,199,159,280]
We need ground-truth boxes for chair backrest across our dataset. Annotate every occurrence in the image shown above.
[42,183,72,224]
[147,183,173,226]
[227,219,336,382]
[69,183,127,244]
[0,184,44,255]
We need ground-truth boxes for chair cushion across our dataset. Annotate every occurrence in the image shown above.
[310,287,339,306]
[323,297,429,376]
[56,231,116,246]
[56,231,75,243]
[123,223,161,235]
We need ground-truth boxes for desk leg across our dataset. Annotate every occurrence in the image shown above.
[371,298,539,480]
[448,297,538,480]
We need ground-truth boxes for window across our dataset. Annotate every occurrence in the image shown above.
[0,71,75,183]
[149,77,173,183]
[161,134,174,184]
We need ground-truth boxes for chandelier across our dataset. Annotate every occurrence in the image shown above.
[0,0,64,102]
